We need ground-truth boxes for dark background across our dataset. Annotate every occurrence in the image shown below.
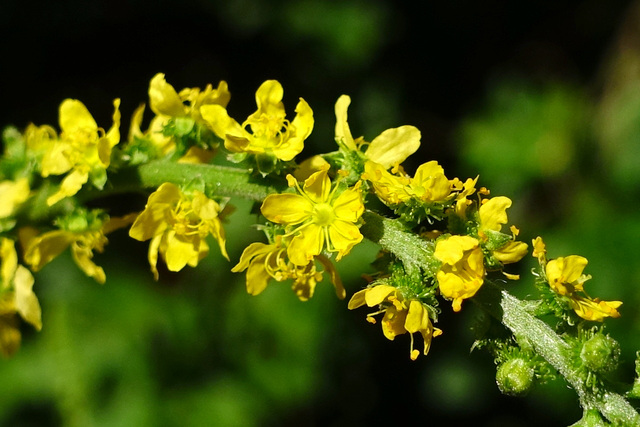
[1,1,639,426]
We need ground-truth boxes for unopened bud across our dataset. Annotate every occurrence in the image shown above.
[580,334,619,373]
[496,358,534,396]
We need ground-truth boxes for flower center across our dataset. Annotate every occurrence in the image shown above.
[244,114,290,148]
[313,203,335,226]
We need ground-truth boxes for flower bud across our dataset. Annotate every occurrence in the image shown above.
[580,333,619,373]
[496,357,534,396]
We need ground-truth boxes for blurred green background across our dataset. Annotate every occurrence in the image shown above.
[1,0,640,425]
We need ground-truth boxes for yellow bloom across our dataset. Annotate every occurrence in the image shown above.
[532,236,547,265]
[335,95,420,169]
[545,255,590,296]
[35,99,121,205]
[0,178,30,218]
[544,251,622,321]
[21,215,134,284]
[200,80,313,161]
[348,284,442,360]
[434,235,485,312]
[478,196,528,265]
[231,238,345,301]
[569,296,622,322]
[129,183,228,280]
[364,160,453,206]
[260,167,364,266]
[148,72,231,125]
[1,238,41,357]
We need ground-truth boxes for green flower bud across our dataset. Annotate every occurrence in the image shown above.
[496,357,534,396]
[580,333,619,373]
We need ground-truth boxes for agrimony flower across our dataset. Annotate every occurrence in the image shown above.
[200,80,313,162]
[148,72,230,125]
[535,237,622,321]
[477,196,528,266]
[33,99,121,206]
[364,160,453,206]
[0,238,41,357]
[348,284,442,360]
[545,254,621,321]
[335,95,420,169]
[129,182,228,280]
[21,213,134,284]
[260,166,364,266]
[232,238,344,301]
[434,235,485,312]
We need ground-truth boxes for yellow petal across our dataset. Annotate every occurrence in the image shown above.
[334,95,357,150]
[200,104,245,142]
[232,242,271,273]
[13,265,42,330]
[434,235,479,265]
[273,98,313,161]
[71,243,106,284]
[0,178,30,218]
[245,253,271,296]
[23,230,75,271]
[164,232,203,272]
[332,187,364,223]
[288,224,324,266]
[328,220,363,259]
[105,98,121,148]
[493,241,529,264]
[250,80,285,120]
[59,99,98,135]
[149,73,186,117]
[348,289,367,309]
[1,238,18,289]
[366,125,421,169]
[364,284,397,307]
[47,168,89,206]
[129,183,179,241]
[260,194,313,224]
[302,168,331,204]
[479,196,512,232]
[381,306,408,340]
[404,300,428,334]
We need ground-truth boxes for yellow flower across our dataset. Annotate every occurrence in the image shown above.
[148,72,231,124]
[0,178,30,218]
[434,235,485,312]
[478,196,528,265]
[200,80,313,161]
[532,236,547,265]
[129,183,228,280]
[335,95,420,169]
[545,255,590,296]
[260,167,364,266]
[21,215,134,284]
[364,160,453,206]
[569,296,622,322]
[36,99,121,206]
[348,284,442,360]
[544,251,622,321]
[231,238,345,301]
[1,238,41,357]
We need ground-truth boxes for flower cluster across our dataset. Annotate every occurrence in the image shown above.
[533,237,621,322]
[0,73,629,427]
